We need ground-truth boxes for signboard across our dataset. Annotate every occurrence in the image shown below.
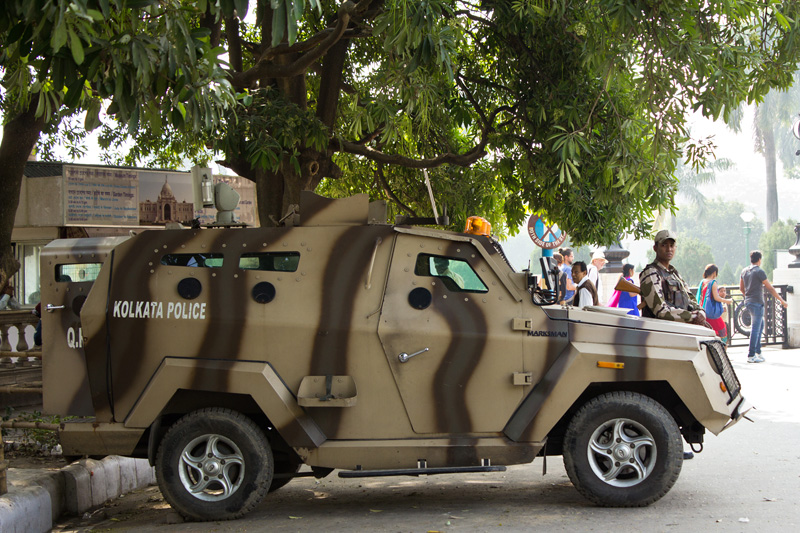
[64,165,259,227]
[64,166,138,225]
[527,214,566,249]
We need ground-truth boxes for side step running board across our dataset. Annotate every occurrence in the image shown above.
[339,465,506,478]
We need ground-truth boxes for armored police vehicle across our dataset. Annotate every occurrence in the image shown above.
[41,192,748,521]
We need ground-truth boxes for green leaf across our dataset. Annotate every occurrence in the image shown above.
[84,99,102,131]
[293,0,305,22]
[98,0,110,18]
[234,0,249,18]
[64,77,85,109]
[69,30,85,65]
[220,0,235,19]
[271,1,286,46]
[7,22,27,44]
[125,0,159,8]
[286,0,297,44]
[51,17,68,52]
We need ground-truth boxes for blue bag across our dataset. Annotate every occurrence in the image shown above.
[702,280,724,319]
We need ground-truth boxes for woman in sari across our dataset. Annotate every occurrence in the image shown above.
[608,264,640,316]
[697,264,733,342]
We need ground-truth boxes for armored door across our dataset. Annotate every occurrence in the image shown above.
[41,237,127,416]
[378,232,525,434]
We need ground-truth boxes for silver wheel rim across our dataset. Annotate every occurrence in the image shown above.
[178,434,245,501]
[587,417,656,487]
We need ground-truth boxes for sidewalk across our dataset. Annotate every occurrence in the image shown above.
[0,455,155,533]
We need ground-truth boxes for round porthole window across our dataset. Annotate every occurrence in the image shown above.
[177,278,202,300]
[408,287,432,310]
[252,282,276,304]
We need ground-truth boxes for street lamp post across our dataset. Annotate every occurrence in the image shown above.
[741,211,755,262]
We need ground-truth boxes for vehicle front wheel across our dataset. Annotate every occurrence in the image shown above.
[156,408,273,521]
[563,391,683,507]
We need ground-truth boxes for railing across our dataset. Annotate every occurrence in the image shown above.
[0,310,40,368]
[690,284,790,349]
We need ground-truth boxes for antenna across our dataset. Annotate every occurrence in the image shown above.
[423,169,440,222]
[394,169,449,226]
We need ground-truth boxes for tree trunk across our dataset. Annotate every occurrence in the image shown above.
[246,154,334,226]
[763,126,778,228]
[0,103,46,289]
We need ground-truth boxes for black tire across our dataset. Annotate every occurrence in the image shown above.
[156,408,273,521]
[563,391,683,507]
[734,303,752,337]
[269,452,302,493]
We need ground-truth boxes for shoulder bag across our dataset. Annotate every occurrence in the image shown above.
[702,280,724,319]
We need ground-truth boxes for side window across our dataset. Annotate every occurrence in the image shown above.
[56,263,103,283]
[160,253,224,268]
[239,252,300,272]
[414,253,488,293]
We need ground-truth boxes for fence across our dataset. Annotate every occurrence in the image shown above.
[0,310,40,368]
[691,284,790,349]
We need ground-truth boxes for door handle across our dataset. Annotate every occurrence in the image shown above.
[398,347,429,363]
[46,304,66,313]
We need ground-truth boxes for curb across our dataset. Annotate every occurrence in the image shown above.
[0,455,155,533]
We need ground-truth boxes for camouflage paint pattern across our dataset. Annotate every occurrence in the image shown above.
[640,261,705,322]
[45,192,746,473]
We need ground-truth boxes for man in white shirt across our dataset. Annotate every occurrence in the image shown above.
[587,250,607,298]
[571,261,598,308]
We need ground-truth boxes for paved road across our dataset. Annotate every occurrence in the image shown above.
[55,345,800,532]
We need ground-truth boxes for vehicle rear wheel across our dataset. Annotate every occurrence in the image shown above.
[563,391,682,507]
[156,408,273,521]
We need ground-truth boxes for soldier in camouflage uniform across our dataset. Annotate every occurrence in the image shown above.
[640,230,710,327]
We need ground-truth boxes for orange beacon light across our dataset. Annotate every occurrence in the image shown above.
[464,216,491,236]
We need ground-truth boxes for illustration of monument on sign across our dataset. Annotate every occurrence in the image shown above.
[139,174,194,225]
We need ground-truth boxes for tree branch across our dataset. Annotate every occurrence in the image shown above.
[231,1,358,88]
[225,16,243,72]
[375,163,417,216]
[335,137,489,168]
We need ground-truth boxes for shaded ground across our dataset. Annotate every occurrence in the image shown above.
[5,449,68,470]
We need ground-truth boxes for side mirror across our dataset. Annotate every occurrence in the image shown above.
[539,257,558,291]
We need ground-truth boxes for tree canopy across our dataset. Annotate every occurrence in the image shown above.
[728,71,800,228]
[0,0,234,284]
[676,198,765,274]
[5,0,800,267]
[758,218,798,276]
[93,0,800,243]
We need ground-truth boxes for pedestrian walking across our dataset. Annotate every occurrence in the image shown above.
[559,247,576,304]
[587,250,607,298]
[697,264,732,343]
[740,251,788,363]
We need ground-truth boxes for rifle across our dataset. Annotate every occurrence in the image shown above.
[614,277,647,310]
[614,277,641,295]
